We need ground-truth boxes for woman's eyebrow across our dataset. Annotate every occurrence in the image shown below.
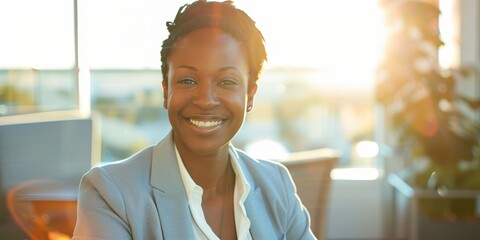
[218,66,242,74]
[176,65,197,71]
[175,66,243,75]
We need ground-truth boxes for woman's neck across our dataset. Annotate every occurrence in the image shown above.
[177,145,230,189]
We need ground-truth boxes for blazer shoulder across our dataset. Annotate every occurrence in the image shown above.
[84,145,155,187]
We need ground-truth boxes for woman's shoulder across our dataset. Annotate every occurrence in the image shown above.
[84,145,155,184]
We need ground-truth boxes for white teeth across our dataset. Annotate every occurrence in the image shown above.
[190,119,222,128]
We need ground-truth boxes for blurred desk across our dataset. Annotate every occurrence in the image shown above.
[23,184,77,237]
[8,181,78,239]
[388,172,480,240]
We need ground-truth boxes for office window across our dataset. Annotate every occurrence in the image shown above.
[2,0,387,166]
[0,0,77,116]
[78,0,182,162]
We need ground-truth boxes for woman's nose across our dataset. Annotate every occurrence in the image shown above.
[192,82,219,109]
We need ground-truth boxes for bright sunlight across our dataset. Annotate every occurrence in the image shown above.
[2,0,385,90]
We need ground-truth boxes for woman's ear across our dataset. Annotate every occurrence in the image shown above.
[162,81,168,109]
[247,83,257,112]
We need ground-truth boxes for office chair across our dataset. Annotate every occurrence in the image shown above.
[6,179,77,240]
[279,149,339,240]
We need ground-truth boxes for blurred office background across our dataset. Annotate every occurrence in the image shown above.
[1,0,479,239]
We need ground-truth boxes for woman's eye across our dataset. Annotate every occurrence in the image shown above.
[178,78,196,85]
[219,78,238,86]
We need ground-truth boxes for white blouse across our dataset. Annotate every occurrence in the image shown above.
[175,145,253,240]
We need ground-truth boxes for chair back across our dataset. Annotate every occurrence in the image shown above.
[0,116,97,221]
[279,149,339,240]
[6,179,77,240]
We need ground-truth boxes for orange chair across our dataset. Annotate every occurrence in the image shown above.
[279,149,339,240]
[6,180,78,240]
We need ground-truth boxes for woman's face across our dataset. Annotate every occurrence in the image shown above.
[164,28,256,157]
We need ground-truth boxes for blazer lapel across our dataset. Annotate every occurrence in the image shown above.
[150,131,194,240]
[232,147,278,239]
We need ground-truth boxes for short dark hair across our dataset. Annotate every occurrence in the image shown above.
[160,0,267,88]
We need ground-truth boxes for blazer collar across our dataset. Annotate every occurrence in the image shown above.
[150,132,276,239]
[150,131,182,193]
[150,131,194,239]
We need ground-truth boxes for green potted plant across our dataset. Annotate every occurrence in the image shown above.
[376,0,480,220]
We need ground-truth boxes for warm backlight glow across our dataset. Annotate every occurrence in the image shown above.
[1,0,75,69]
[331,167,381,180]
[237,0,385,90]
[238,0,384,67]
[3,0,385,92]
[244,140,289,160]
[355,141,379,158]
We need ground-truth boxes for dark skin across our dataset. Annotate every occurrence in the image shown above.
[163,28,257,239]
[178,144,235,239]
[199,160,236,240]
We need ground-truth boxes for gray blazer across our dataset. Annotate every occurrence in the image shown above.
[73,131,315,240]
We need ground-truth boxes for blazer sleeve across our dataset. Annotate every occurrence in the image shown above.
[72,167,132,240]
[279,165,317,240]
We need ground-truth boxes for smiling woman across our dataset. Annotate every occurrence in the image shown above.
[73,1,316,239]
[164,28,253,159]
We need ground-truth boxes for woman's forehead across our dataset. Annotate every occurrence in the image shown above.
[170,29,247,66]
